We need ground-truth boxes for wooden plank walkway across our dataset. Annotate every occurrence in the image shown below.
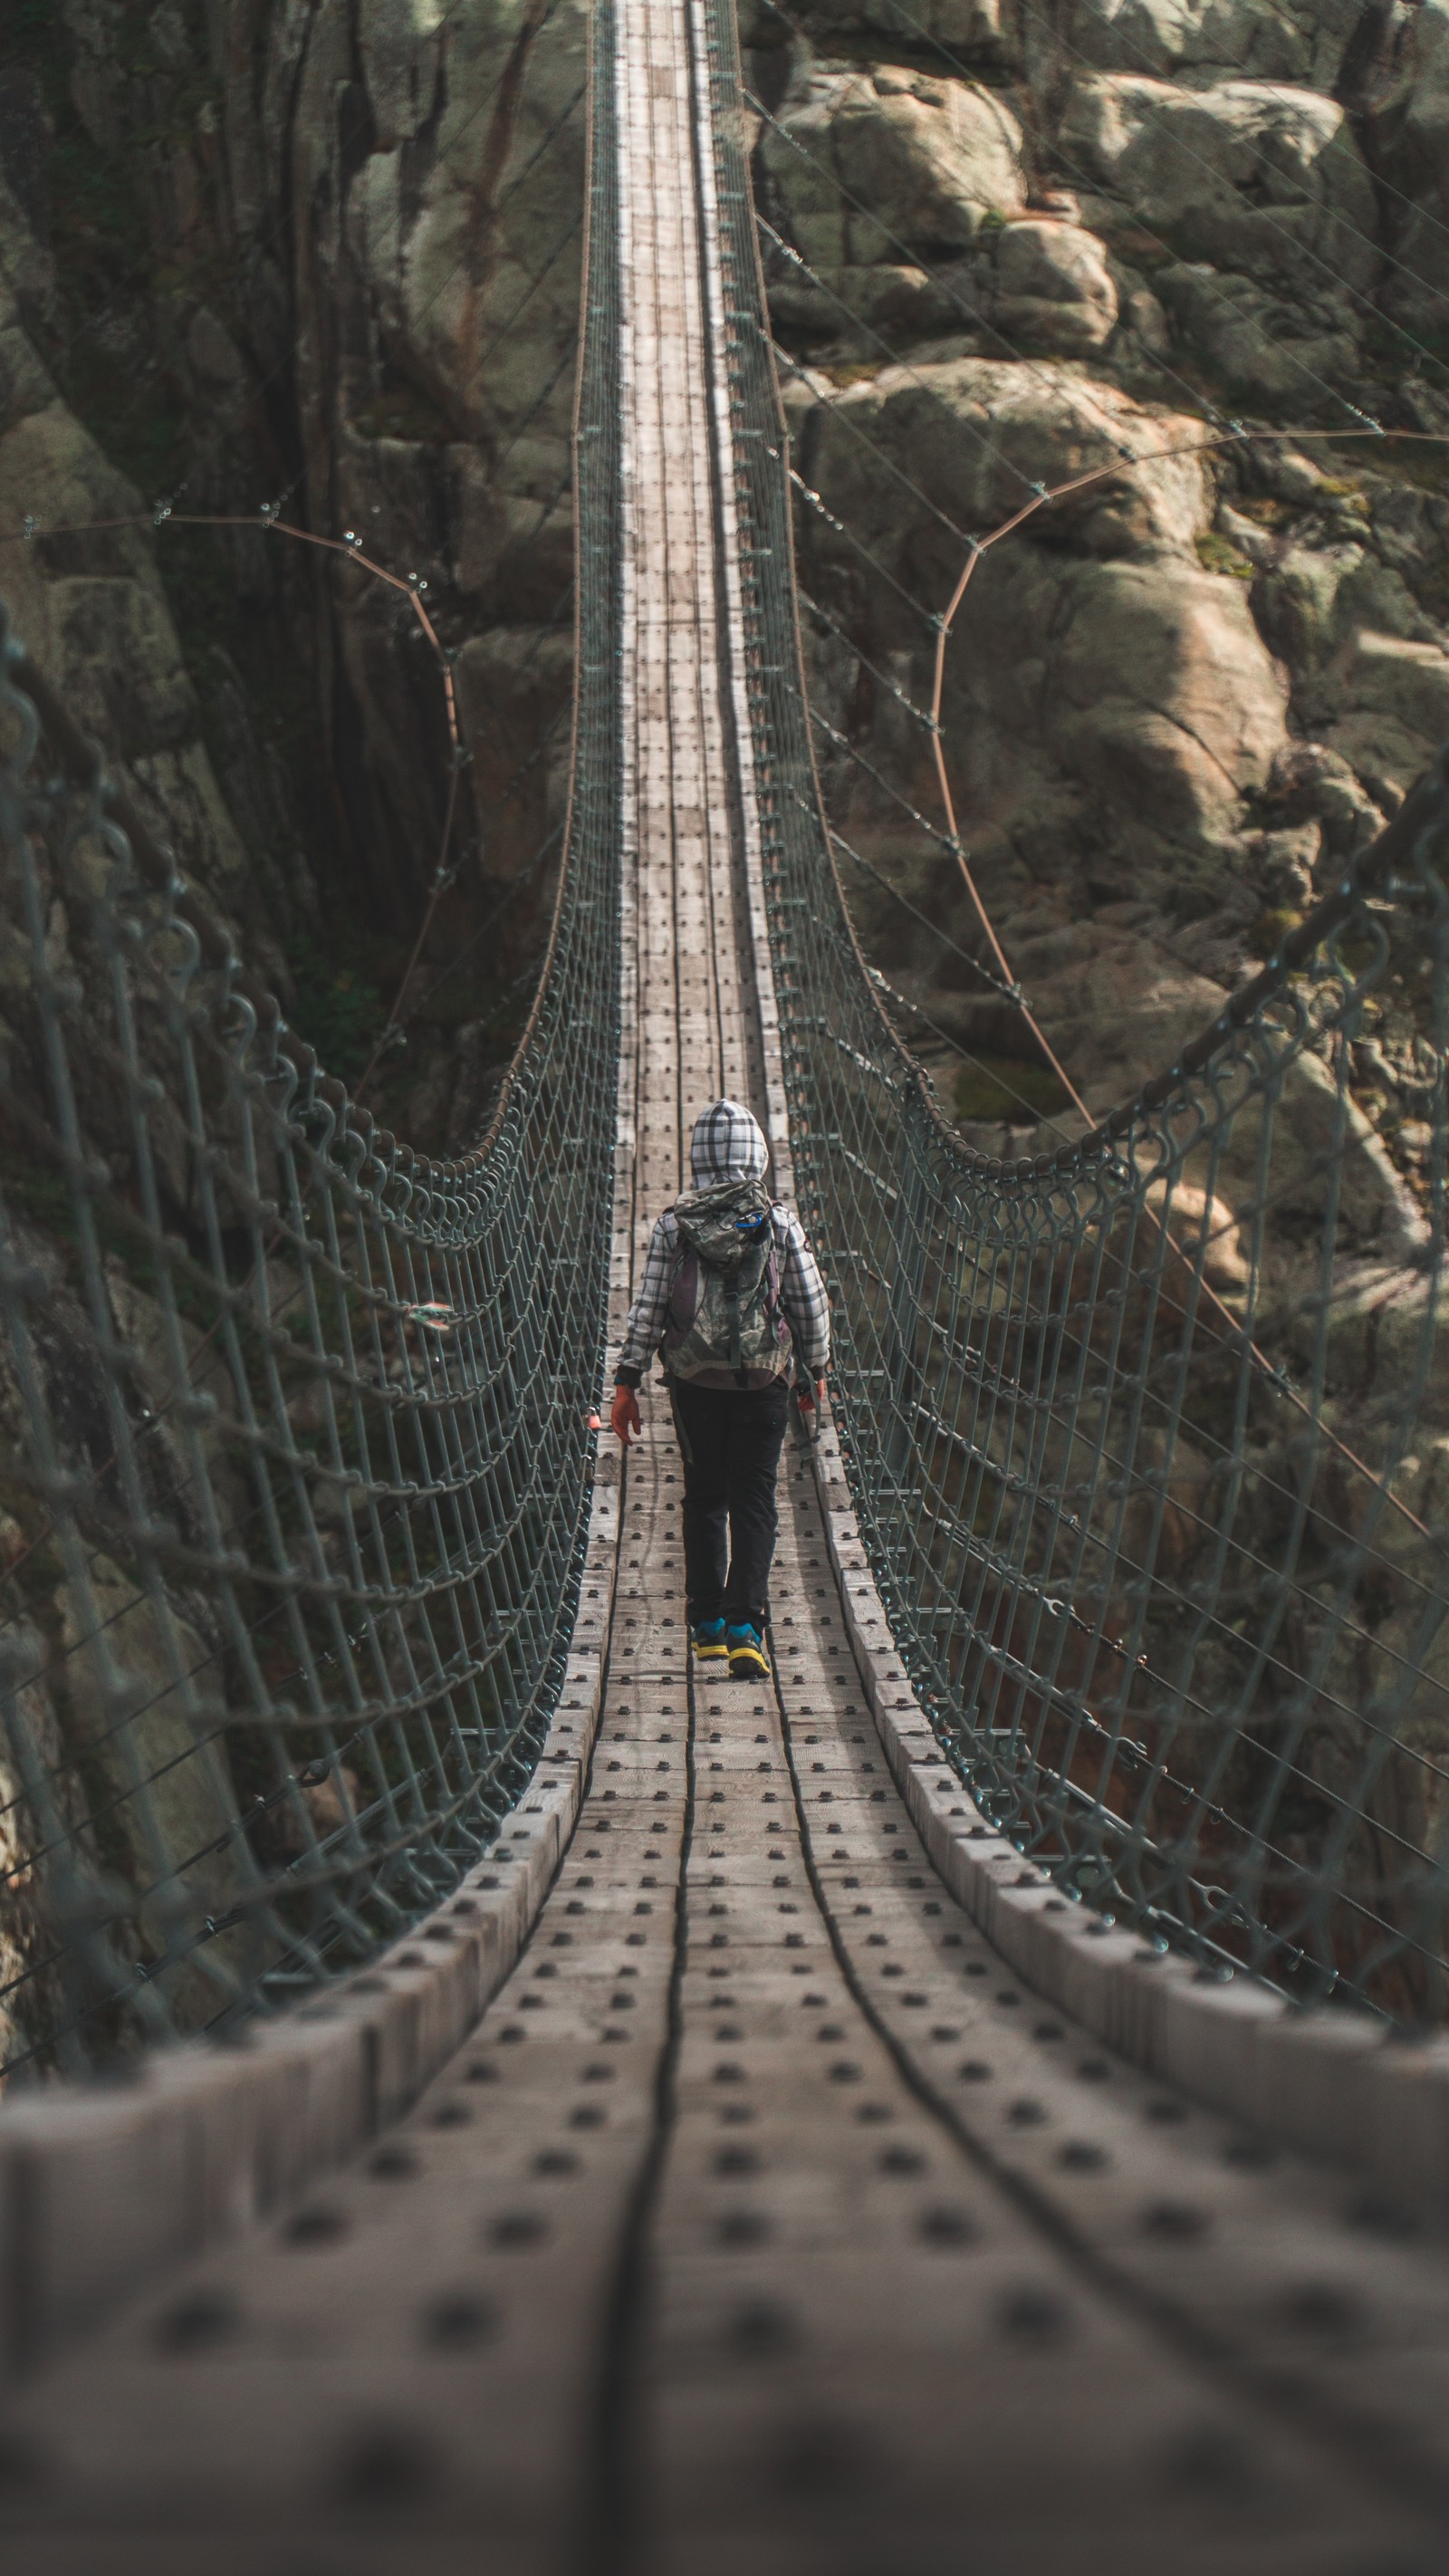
[9,0,1449,2567]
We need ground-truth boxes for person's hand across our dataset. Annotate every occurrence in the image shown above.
[611,1384,641,1447]
[797,1379,827,1411]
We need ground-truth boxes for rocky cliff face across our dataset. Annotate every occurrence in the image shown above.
[4,2,1444,1156]
[749,0,1449,1168]
[0,0,589,2064]
[743,0,1449,1942]
[1,0,586,1150]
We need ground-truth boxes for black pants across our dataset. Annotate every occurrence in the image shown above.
[669,1377,790,1631]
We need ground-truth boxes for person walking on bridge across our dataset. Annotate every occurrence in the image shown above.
[610,1101,830,1682]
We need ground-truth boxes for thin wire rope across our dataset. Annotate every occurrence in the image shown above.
[1043,0,1449,259]
[29,0,570,516]
[763,292,976,534]
[0,0,625,2068]
[806,441,1447,1583]
[1007,0,1449,353]
[787,392,1444,1563]
[0,538,581,1639]
[753,5,1311,451]
[798,586,941,734]
[0,789,570,1652]
[757,0,1403,431]
[705,0,1449,2011]
[824,1068,1449,1656]
[750,69,1180,448]
[787,459,943,629]
[749,165,1067,486]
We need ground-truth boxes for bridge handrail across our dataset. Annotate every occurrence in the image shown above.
[5,0,1449,2091]
[701,0,1449,2024]
[0,7,623,2081]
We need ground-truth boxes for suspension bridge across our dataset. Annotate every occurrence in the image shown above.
[4,0,1449,2565]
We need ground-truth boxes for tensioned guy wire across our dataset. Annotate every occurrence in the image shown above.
[748,88,1449,1544]
[758,0,1427,432]
[1006,0,1449,361]
[0,1,624,2076]
[705,0,1449,2020]
[1028,0,1449,268]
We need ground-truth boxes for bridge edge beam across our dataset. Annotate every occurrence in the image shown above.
[809,1418,1449,2215]
[0,1463,620,2379]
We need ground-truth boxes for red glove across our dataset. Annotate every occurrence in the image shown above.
[611,1384,641,1447]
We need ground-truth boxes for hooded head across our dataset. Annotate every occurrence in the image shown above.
[689,1100,769,1188]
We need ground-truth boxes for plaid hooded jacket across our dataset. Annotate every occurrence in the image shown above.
[615,1101,830,1388]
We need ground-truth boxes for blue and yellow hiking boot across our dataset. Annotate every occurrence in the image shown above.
[691,1619,729,1664]
[726,1621,771,1682]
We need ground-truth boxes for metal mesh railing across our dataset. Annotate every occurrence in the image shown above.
[701,0,1449,2023]
[0,5,623,2079]
[7,0,1449,2078]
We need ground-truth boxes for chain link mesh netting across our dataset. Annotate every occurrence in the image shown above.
[700,0,1449,2023]
[6,0,1449,2079]
[0,16,621,2080]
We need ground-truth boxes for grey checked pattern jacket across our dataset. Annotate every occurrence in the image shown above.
[615,1101,830,1387]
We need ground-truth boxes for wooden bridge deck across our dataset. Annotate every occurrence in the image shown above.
[9,0,1449,2567]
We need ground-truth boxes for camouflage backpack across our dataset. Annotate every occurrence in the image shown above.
[661,1176,792,1389]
